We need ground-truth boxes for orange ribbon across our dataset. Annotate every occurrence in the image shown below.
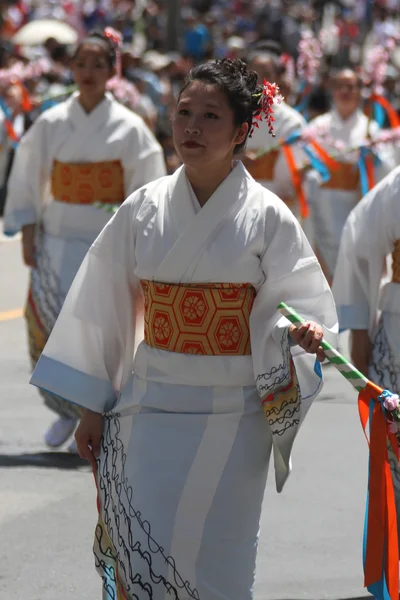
[4,119,19,143]
[365,153,375,191]
[370,94,400,129]
[282,143,309,219]
[308,139,342,173]
[358,381,399,599]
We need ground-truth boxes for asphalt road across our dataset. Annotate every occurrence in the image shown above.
[0,230,370,600]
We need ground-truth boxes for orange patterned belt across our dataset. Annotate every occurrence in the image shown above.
[246,150,279,181]
[141,280,256,356]
[51,159,125,205]
[321,161,360,191]
[392,240,400,283]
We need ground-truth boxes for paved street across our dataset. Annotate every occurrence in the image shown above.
[0,230,370,600]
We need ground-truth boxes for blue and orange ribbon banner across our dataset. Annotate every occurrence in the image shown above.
[358,382,399,600]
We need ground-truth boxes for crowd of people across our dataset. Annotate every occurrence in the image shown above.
[2,1,400,599]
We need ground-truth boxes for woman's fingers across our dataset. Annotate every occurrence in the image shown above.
[302,323,323,353]
[290,322,325,356]
[76,439,98,470]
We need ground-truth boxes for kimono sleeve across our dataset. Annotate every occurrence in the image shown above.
[332,167,400,334]
[3,117,47,235]
[30,196,142,414]
[250,199,338,491]
[124,118,166,194]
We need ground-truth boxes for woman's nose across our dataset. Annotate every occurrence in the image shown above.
[185,118,201,135]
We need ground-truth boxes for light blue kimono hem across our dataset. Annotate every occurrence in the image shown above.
[30,355,117,414]
[337,305,369,333]
[3,207,37,236]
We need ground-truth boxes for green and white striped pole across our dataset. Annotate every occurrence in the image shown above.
[277,302,370,393]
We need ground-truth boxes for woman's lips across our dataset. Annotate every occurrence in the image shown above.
[182,141,203,149]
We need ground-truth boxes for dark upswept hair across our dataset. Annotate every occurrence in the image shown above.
[72,30,117,69]
[178,58,263,154]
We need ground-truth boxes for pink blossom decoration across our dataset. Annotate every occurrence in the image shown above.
[383,393,400,412]
[296,32,323,84]
[279,53,295,84]
[106,76,141,110]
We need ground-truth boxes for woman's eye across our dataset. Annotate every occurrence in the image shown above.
[205,112,218,119]
[178,109,189,116]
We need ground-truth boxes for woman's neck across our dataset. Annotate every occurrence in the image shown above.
[185,160,234,207]
[336,106,358,122]
[78,92,106,114]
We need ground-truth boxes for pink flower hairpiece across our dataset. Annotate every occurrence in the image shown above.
[279,53,295,84]
[104,27,123,78]
[250,79,283,138]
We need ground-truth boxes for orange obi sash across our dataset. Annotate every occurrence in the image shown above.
[246,150,279,181]
[321,161,360,191]
[392,240,400,283]
[51,159,125,205]
[141,281,256,356]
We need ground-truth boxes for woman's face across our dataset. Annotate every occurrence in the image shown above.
[72,44,114,98]
[172,81,248,170]
[332,71,361,117]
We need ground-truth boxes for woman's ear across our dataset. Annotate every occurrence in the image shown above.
[235,122,249,146]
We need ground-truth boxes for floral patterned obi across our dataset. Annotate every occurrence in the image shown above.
[51,159,125,205]
[141,281,256,356]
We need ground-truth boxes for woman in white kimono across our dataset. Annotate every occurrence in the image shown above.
[31,59,337,600]
[332,166,400,543]
[305,68,394,284]
[3,30,166,450]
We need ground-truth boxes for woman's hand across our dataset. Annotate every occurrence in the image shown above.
[350,329,372,377]
[75,409,104,470]
[289,321,325,362]
[22,224,37,268]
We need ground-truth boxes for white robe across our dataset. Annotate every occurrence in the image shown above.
[31,163,337,600]
[305,108,394,279]
[332,165,400,539]
[246,101,306,206]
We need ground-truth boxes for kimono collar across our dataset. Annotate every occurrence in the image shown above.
[68,91,113,123]
[331,107,363,128]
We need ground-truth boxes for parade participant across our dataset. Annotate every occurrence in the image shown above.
[332,165,400,544]
[244,51,307,216]
[31,58,337,600]
[305,67,394,284]
[0,83,33,215]
[3,30,166,451]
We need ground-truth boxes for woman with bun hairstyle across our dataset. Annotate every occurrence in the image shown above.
[3,30,166,451]
[31,59,337,599]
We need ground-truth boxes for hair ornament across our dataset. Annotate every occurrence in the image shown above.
[251,79,283,137]
[104,27,123,77]
[104,27,123,49]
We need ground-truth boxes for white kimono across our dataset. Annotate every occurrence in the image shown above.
[246,102,306,214]
[305,108,394,280]
[4,92,166,418]
[31,163,337,600]
[332,166,400,539]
